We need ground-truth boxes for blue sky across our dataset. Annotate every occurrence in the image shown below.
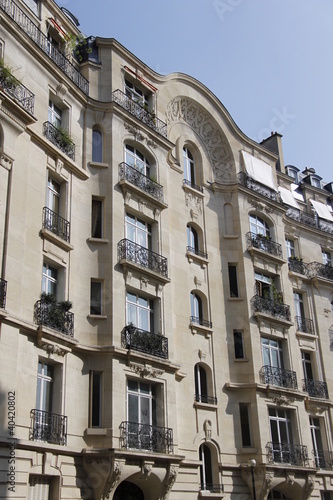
[58,0,333,183]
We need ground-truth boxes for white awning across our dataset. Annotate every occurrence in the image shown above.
[310,199,333,221]
[241,151,278,191]
[291,183,305,202]
[279,187,300,209]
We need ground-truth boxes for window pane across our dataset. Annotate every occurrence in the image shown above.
[91,199,102,238]
[90,281,102,315]
[92,129,103,162]
[128,393,138,423]
[239,403,251,446]
[234,331,244,359]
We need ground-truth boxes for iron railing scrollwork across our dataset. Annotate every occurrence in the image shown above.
[195,394,217,405]
[34,300,74,337]
[313,450,333,469]
[30,409,67,445]
[260,365,298,390]
[266,442,308,466]
[118,162,164,201]
[0,0,89,94]
[186,246,208,259]
[251,295,291,322]
[295,316,314,334]
[302,379,329,399]
[288,257,309,276]
[0,278,7,309]
[43,206,70,243]
[118,239,168,278]
[307,262,333,281]
[119,421,173,454]
[237,172,280,202]
[286,208,333,236]
[182,178,203,193]
[112,90,167,137]
[0,66,35,114]
[122,325,168,359]
[246,231,282,257]
[43,121,75,160]
[190,316,212,328]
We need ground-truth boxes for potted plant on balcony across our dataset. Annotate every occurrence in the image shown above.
[0,58,20,91]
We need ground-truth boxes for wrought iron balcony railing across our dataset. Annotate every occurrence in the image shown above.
[43,206,70,243]
[112,90,167,137]
[200,484,224,493]
[288,257,309,276]
[266,442,308,466]
[313,450,333,469]
[34,300,74,337]
[118,162,164,201]
[260,365,298,390]
[122,324,168,359]
[183,178,203,193]
[286,208,333,236]
[190,316,212,329]
[295,316,314,334]
[246,231,283,258]
[251,295,291,322]
[302,379,329,399]
[307,261,333,281]
[29,409,67,445]
[43,122,75,160]
[0,0,89,94]
[238,171,280,202]
[0,65,35,114]
[195,394,217,405]
[186,246,208,259]
[0,278,7,309]
[118,239,168,278]
[119,421,173,454]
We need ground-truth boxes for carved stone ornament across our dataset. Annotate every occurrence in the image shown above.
[0,153,13,171]
[260,471,274,499]
[129,362,164,378]
[304,398,326,414]
[56,82,68,99]
[184,191,202,213]
[141,461,154,479]
[204,419,212,440]
[272,395,295,406]
[166,97,235,182]
[103,460,123,499]
[41,343,66,357]
[161,464,179,500]
[124,121,144,141]
[304,475,315,500]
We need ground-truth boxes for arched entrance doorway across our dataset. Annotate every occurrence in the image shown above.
[267,489,288,499]
[113,481,144,500]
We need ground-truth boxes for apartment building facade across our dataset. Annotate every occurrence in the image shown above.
[0,1,332,498]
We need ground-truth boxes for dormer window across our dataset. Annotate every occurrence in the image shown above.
[311,176,321,188]
[286,165,299,182]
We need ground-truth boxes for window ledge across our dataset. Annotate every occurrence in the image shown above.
[228,297,243,302]
[87,237,109,244]
[89,161,109,169]
[186,251,208,268]
[41,228,74,251]
[182,182,204,197]
[234,358,249,363]
[87,314,107,320]
[199,491,224,499]
[240,447,258,454]
[190,323,213,338]
[194,401,218,410]
[84,427,108,436]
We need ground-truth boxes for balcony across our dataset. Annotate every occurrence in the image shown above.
[29,409,67,445]
[246,232,283,258]
[266,442,308,466]
[295,316,314,334]
[122,324,168,359]
[0,65,35,114]
[313,450,333,469]
[0,0,89,94]
[190,316,212,329]
[200,484,224,494]
[186,246,208,260]
[183,178,203,193]
[251,295,291,322]
[119,421,173,454]
[0,278,7,309]
[307,261,333,281]
[43,122,75,160]
[288,257,309,276]
[112,90,167,138]
[286,208,333,236]
[302,379,329,399]
[118,162,164,202]
[34,299,74,337]
[237,172,280,202]
[118,239,168,279]
[195,394,217,405]
[260,365,298,390]
[42,207,70,243]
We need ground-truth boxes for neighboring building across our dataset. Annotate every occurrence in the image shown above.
[0,1,332,499]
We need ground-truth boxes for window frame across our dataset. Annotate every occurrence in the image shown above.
[233,330,245,359]
[90,280,103,316]
[92,128,103,163]
[126,292,154,333]
[183,147,195,185]
[239,403,252,447]
[249,214,270,237]
[91,197,103,239]
[89,371,102,428]
[228,264,239,298]
[42,262,58,298]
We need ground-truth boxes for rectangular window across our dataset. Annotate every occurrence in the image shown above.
[42,262,58,298]
[91,198,103,238]
[48,99,63,129]
[255,272,273,298]
[228,264,239,297]
[233,331,244,359]
[285,239,295,259]
[90,280,102,315]
[37,362,53,413]
[269,408,293,463]
[90,371,102,427]
[239,403,251,447]
[321,492,332,500]
[28,475,51,500]
[322,251,332,266]
[126,292,154,332]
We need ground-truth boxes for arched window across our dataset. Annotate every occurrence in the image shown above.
[249,214,270,237]
[187,224,199,253]
[190,292,203,323]
[92,129,103,162]
[125,144,150,177]
[183,147,195,184]
[199,444,213,491]
[194,364,208,403]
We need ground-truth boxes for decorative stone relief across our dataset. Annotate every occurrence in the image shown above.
[185,191,202,213]
[304,475,315,500]
[56,82,68,99]
[204,419,212,440]
[129,362,164,378]
[166,97,235,182]
[40,344,66,357]
[124,121,144,141]
[271,395,295,406]
[0,153,13,171]
[161,464,179,500]
[104,460,124,499]
[141,461,154,479]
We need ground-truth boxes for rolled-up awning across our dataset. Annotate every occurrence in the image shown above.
[310,199,333,221]
[241,150,278,191]
[279,186,300,209]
